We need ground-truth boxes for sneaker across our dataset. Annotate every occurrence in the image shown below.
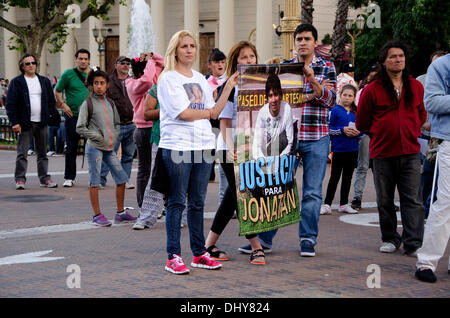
[338,204,358,214]
[238,243,272,254]
[98,184,105,189]
[15,181,25,190]
[40,179,58,188]
[63,179,74,187]
[46,151,56,156]
[415,268,437,283]
[157,209,166,219]
[133,221,149,230]
[165,255,190,275]
[300,241,316,257]
[191,252,223,270]
[27,149,35,156]
[114,211,137,224]
[125,182,135,189]
[320,204,332,215]
[351,198,362,210]
[92,213,112,227]
[379,242,398,253]
[404,249,418,258]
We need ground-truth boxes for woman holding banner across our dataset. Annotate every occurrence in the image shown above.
[157,30,238,275]
[204,41,267,265]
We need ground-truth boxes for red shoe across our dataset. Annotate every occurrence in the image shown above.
[191,252,223,270]
[165,255,190,275]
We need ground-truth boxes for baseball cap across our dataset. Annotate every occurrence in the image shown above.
[115,56,131,64]
[342,62,355,73]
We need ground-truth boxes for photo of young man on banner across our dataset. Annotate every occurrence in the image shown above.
[235,63,304,236]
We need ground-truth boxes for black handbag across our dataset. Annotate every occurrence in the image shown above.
[150,147,170,195]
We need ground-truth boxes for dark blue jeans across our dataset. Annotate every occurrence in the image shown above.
[162,149,214,259]
[258,135,330,248]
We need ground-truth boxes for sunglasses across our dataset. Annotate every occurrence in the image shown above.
[24,61,37,66]
[119,61,131,65]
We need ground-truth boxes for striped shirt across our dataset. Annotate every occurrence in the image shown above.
[288,55,337,141]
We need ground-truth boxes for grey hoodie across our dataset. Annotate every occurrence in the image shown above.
[76,94,120,151]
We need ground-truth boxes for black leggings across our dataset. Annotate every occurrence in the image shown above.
[210,151,256,239]
[324,151,358,206]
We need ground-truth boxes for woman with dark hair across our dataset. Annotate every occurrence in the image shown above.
[126,52,164,209]
[204,41,268,265]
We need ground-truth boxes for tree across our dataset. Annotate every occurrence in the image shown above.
[354,0,450,78]
[301,0,314,25]
[0,0,122,71]
[330,0,349,70]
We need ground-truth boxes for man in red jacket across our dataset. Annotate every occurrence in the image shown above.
[357,41,427,256]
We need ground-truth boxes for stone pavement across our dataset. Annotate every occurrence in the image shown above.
[0,150,448,299]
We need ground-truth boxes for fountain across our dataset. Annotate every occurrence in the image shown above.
[128,0,156,59]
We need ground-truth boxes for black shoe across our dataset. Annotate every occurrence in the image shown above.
[415,268,437,283]
[351,198,361,210]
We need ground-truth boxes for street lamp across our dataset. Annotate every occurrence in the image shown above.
[92,25,109,70]
[346,15,365,66]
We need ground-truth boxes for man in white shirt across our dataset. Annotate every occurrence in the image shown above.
[5,53,58,189]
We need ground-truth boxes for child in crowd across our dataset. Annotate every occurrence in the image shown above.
[321,85,362,215]
[76,69,137,227]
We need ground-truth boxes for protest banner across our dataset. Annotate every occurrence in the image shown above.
[235,63,304,236]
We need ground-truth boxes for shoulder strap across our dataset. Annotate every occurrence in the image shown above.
[73,68,88,88]
[86,97,93,127]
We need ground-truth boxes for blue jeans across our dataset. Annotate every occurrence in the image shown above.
[258,135,330,247]
[86,143,128,187]
[162,148,214,259]
[48,122,66,153]
[100,124,136,185]
[353,135,370,200]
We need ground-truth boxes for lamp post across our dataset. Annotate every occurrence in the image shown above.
[346,15,365,66]
[92,25,109,70]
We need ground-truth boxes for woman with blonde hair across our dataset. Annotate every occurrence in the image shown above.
[204,41,268,265]
[157,30,238,274]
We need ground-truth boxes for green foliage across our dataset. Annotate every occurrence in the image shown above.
[47,25,70,54]
[321,33,332,45]
[354,0,450,80]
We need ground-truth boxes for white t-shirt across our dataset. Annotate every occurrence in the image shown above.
[252,101,294,159]
[216,86,238,151]
[25,75,42,122]
[158,70,216,151]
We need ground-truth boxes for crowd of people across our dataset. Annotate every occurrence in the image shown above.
[3,23,449,282]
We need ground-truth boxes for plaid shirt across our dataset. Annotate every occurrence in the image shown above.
[288,55,337,141]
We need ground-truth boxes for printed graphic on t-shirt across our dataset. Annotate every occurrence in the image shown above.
[183,83,205,110]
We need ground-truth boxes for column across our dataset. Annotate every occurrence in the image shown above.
[151,0,166,55]
[281,0,301,60]
[2,6,20,80]
[60,28,76,74]
[88,17,101,68]
[119,0,131,57]
[39,42,48,76]
[256,0,273,63]
[219,0,234,57]
[184,0,199,71]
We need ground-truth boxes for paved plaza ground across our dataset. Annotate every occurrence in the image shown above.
[0,149,448,299]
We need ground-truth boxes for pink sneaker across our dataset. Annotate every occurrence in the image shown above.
[165,255,190,275]
[191,252,223,270]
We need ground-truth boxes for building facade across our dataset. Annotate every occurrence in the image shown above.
[0,0,363,79]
